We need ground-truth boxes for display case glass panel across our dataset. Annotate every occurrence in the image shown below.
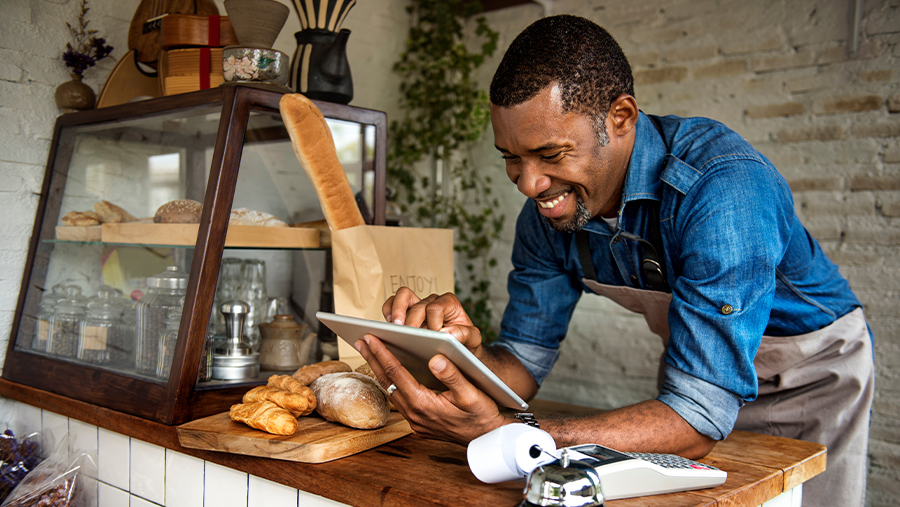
[5,87,385,423]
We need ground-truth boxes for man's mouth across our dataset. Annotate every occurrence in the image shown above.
[538,191,569,209]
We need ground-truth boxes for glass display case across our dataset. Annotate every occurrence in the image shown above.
[3,85,386,424]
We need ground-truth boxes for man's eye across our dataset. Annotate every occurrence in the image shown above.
[501,155,519,161]
[541,152,562,161]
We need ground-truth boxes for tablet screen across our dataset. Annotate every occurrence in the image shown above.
[316,312,528,410]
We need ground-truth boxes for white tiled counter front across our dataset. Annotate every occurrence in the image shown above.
[0,390,820,507]
[0,396,348,507]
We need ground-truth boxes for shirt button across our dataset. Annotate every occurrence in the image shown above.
[721,304,734,315]
[612,237,620,244]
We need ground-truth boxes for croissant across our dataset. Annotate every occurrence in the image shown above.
[229,401,298,435]
[243,384,316,417]
[268,374,309,393]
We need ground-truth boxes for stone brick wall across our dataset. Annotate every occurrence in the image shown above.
[475,1,899,505]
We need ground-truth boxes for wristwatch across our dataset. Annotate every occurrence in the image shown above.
[515,412,540,429]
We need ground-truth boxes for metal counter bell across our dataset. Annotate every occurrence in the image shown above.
[519,449,605,507]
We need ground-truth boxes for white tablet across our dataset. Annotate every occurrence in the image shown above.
[316,312,529,411]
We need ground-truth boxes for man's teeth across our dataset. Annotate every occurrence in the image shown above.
[539,192,569,209]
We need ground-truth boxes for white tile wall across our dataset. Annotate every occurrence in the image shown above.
[42,409,69,451]
[131,494,163,507]
[98,482,129,507]
[165,450,204,507]
[248,476,297,507]
[204,462,248,507]
[131,439,166,505]
[99,427,131,490]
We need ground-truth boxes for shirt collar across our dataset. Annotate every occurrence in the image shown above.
[621,111,668,206]
[581,112,668,235]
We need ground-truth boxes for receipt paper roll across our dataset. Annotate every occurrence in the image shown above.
[467,424,558,483]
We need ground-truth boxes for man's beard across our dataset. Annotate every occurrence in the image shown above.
[540,194,592,233]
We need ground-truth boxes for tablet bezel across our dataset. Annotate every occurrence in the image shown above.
[316,311,529,411]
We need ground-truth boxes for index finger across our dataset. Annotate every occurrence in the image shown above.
[382,287,421,325]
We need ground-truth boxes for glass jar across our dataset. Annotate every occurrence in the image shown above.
[198,315,217,383]
[135,265,188,376]
[32,284,66,352]
[240,259,267,350]
[119,297,137,370]
[47,287,87,358]
[213,258,244,335]
[156,299,184,379]
[77,287,125,365]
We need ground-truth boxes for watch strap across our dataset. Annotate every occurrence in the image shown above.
[515,412,540,429]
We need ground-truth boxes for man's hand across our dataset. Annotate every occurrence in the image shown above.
[382,288,485,356]
[355,333,513,445]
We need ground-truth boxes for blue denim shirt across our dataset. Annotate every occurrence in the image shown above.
[494,112,863,440]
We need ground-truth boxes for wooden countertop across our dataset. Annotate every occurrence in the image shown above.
[0,378,825,506]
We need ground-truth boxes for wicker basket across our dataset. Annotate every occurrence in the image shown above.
[158,47,225,96]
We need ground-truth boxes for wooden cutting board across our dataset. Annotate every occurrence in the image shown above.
[177,411,412,463]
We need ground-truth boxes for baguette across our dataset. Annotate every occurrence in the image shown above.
[229,401,298,435]
[292,360,352,386]
[279,94,365,231]
[243,385,315,417]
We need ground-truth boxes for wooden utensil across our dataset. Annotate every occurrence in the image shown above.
[96,50,161,108]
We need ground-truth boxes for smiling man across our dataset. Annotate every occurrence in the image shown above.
[356,15,874,507]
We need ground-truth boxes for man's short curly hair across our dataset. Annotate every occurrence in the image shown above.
[490,15,634,143]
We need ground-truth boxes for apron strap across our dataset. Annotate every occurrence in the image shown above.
[575,229,597,281]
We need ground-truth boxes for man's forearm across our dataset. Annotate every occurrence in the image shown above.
[477,344,540,400]
[539,399,717,459]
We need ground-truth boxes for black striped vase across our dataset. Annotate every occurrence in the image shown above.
[289,0,355,104]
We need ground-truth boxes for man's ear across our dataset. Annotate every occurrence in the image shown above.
[608,94,639,136]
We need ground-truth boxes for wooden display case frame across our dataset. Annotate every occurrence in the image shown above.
[3,85,386,425]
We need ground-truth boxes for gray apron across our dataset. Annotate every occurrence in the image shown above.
[582,278,873,507]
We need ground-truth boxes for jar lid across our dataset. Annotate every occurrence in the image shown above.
[146,265,189,290]
[86,300,119,320]
[212,351,260,367]
[52,286,88,315]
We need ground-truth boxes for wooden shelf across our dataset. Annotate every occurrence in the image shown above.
[56,224,321,248]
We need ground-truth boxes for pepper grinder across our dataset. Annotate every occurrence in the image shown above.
[211,300,260,380]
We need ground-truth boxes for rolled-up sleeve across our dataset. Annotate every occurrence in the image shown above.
[657,364,743,440]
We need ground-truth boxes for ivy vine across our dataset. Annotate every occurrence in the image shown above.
[388,0,503,342]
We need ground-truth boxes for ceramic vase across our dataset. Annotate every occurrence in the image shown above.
[223,0,290,49]
[292,28,353,104]
[289,0,355,104]
[54,74,96,113]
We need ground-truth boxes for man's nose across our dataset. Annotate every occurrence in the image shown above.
[511,160,551,198]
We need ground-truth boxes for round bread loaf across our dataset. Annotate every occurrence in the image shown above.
[229,207,288,227]
[310,372,390,429]
[153,199,203,223]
